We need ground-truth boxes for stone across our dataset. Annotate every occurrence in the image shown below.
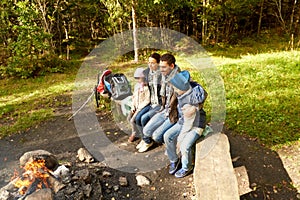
[0,188,10,200]
[52,165,70,178]
[102,171,112,178]
[24,188,53,200]
[77,148,94,163]
[76,169,91,183]
[48,175,66,193]
[65,187,77,195]
[136,175,150,186]
[83,184,92,197]
[113,185,119,192]
[19,150,58,171]
[234,166,252,196]
[119,176,128,186]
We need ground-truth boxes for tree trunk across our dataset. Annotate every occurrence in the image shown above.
[289,0,297,33]
[257,0,264,35]
[132,0,138,62]
[202,0,208,45]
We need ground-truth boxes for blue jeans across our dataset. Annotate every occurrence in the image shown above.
[134,105,151,136]
[177,129,201,171]
[164,123,182,162]
[140,105,161,127]
[152,118,174,143]
[143,111,174,144]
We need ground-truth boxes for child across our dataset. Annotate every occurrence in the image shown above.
[127,68,151,142]
[167,71,208,178]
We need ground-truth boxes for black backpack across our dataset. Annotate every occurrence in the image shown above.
[110,73,132,100]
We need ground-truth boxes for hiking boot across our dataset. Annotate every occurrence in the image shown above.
[169,160,181,175]
[136,140,145,149]
[138,141,153,153]
[128,134,136,143]
[174,167,193,178]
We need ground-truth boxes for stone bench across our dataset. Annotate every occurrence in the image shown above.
[193,133,240,200]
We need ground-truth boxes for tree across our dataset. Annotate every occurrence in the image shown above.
[131,0,138,62]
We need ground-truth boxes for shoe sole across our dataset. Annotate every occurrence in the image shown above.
[138,143,153,153]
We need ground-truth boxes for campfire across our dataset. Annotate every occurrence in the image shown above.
[3,151,65,200]
[14,159,53,197]
[0,149,104,200]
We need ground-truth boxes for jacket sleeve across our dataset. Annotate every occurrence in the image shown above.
[136,86,151,111]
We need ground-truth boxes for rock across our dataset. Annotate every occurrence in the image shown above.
[24,188,53,200]
[113,185,119,192]
[48,175,66,193]
[119,176,128,186]
[77,148,94,163]
[76,169,91,183]
[0,188,10,200]
[136,175,150,186]
[102,171,112,178]
[53,165,70,178]
[83,184,92,197]
[19,150,58,170]
[65,187,77,195]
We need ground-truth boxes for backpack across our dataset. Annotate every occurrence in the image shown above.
[110,73,132,100]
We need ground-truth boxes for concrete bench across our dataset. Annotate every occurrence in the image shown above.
[193,133,240,200]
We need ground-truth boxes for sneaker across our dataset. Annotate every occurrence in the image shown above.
[138,142,153,153]
[174,167,193,178]
[136,140,145,149]
[169,160,181,175]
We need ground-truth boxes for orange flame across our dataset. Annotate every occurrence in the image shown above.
[14,159,51,195]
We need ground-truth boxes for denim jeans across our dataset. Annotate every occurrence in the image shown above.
[177,129,201,171]
[142,112,165,143]
[164,123,182,163]
[140,105,161,127]
[134,105,151,136]
[152,117,174,143]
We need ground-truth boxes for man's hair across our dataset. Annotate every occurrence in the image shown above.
[150,53,161,63]
[160,53,176,65]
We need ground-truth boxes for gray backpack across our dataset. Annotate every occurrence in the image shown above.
[110,73,132,100]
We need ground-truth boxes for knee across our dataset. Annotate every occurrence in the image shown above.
[153,132,163,143]
[163,133,170,144]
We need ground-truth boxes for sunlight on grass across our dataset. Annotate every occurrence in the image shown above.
[0,72,76,138]
[216,51,300,147]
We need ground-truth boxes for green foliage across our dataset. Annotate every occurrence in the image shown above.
[3,0,52,78]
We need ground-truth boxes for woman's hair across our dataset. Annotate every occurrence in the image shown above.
[150,53,161,63]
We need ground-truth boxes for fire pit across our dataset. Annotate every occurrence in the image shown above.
[0,149,104,200]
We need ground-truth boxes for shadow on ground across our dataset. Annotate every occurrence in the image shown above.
[226,130,299,200]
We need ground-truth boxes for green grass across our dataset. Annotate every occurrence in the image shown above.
[215,51,300,147]
[0,66,80,138]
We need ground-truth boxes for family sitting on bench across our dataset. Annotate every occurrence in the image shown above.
[127,53,212,178]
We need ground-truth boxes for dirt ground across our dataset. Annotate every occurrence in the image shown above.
[0,103,299,200]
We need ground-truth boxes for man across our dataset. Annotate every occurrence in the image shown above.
[136,53,180,153]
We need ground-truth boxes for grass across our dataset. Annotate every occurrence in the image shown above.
[0,42,299,149]
[0,62,80,138]
[215,51,300,148]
